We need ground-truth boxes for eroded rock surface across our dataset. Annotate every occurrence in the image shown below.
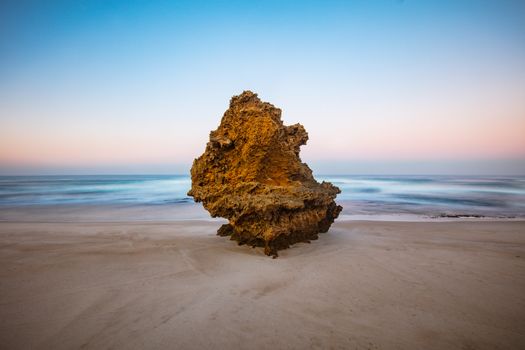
[188,91,342,256]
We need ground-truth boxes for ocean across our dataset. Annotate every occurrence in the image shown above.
[0,175,524,219]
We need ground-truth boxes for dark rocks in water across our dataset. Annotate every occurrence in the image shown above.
[432,213,486,219]
[188,91,342,257]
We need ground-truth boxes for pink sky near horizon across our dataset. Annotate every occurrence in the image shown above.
[1,100,524,168]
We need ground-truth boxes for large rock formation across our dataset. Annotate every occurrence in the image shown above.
[188,91,342,257]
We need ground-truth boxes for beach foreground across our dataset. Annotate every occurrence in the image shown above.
[1,218,524,349]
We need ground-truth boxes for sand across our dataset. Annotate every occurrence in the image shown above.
[1,215,524,349]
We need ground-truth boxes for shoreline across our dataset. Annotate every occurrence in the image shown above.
[1,218,524,224]
[1,203,523,223]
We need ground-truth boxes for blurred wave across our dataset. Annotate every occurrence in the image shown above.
[323,175,525,217]
[0,175,191,206]
[0,175,524,217]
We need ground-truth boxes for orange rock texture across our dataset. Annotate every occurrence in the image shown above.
[188,91,342,257]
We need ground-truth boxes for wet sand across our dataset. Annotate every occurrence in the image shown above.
[1,217,524,349]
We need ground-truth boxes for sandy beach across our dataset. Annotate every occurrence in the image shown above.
[0,210,524,350]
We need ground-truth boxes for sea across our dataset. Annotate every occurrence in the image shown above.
[0,175,524,219]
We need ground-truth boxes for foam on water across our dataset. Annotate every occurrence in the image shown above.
[0,175,524,218]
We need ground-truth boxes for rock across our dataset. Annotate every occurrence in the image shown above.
[188,91,342,257]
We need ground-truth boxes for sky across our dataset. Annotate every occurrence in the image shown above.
[0,0,524,175]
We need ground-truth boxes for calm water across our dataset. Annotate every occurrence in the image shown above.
[0,175,524,218]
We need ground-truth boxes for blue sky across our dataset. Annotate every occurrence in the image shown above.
[1,0,524,175]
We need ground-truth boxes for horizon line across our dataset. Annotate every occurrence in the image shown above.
[1,173,524,177]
